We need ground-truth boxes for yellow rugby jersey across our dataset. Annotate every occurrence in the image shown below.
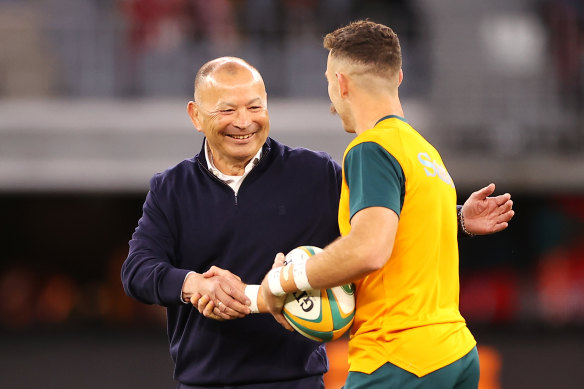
[339,116,476,377]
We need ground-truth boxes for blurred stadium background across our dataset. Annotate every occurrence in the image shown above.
[1,0,583,388]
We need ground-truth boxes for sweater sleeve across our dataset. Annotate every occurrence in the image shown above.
[121,174,190,306]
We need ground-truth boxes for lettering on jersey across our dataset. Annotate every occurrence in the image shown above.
[417,152,454,188]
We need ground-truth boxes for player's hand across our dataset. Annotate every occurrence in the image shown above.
[462,183,514,235]
[182,270,250,320]
[260,253,294,331]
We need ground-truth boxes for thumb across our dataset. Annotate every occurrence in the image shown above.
[471,183,495,200]
[202,268,218,278]
[273,252,286,269]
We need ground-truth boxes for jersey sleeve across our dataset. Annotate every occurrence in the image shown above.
[344,141,405,220]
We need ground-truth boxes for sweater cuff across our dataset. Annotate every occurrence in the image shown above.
[160,267,192,305]
[180,271,195,304]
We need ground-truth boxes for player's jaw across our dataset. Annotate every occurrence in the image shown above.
[330,102,356,134]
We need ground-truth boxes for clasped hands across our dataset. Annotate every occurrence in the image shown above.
[181,266,251,321]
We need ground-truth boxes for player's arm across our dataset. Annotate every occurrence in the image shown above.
[306,206,398,288]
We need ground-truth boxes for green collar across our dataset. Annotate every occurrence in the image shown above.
[375,115,407,126]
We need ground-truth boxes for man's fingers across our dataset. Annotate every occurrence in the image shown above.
[216,303,246,319]
[218,293,251,315]
[493,193,512,207]
[202,299,215,316]
[490,222,509,233]
[500,199,514,214]
[196,294,209,312]
[498,209,515,223]
[213,283,251,315]
[221,279,251,307]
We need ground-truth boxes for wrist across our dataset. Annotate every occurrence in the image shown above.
[458,205,475,237]
[266,260,314,298]
[181,271,204,303]
[267,267,286,296]
[244,284,260,313]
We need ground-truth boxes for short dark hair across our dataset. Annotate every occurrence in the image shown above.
[323,20,402,75]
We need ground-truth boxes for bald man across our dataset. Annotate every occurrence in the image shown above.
[122,57,342,388]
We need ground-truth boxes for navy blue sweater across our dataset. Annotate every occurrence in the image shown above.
[122,137,342,386]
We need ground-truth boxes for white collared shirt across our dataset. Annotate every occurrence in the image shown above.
[204,139,262,195]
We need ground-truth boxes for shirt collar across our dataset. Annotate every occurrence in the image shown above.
[374,115,408,127]
[204,139,262,183]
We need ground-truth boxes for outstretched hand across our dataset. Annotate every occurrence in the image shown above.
[462,183,514,235]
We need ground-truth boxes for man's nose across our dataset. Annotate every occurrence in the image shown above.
[232,108,251,128]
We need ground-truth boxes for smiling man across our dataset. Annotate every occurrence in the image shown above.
[121,57,343,388]
[187,58,269,177]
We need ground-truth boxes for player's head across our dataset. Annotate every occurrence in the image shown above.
[188,57,269,173]
[323,20,403,133]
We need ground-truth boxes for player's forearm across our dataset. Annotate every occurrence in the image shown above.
[264,207,397,295]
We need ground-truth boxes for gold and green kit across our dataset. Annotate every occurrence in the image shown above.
[339,115,476,377]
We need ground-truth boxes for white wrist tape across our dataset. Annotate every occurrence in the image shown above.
[292,257,313,291]
[244,284,260,313]
[267,267,285,296]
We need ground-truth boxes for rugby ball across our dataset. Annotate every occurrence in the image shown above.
[282,246,355,342]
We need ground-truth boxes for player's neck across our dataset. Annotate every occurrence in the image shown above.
[353,95,404,135]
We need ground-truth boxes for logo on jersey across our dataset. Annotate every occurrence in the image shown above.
[417,152,454,188]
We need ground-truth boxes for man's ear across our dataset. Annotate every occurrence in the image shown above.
[336,72,349,98]
[398,68,403,86]
[187,101,204,133]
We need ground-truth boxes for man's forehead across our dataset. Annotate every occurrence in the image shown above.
[197,83,266,110]
[196,73,265,103]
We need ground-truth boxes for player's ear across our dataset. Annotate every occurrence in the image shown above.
[398,68,403,87]
[336,72,349,98]
[187,101,204,133]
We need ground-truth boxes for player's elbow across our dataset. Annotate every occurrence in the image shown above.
[357,245,391,274]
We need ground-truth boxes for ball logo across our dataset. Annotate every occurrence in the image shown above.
[282,246,356,342]
[292,291,315,312]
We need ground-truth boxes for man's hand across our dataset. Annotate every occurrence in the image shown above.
[260,253,294,331]
[462,183,514,235]
[182,267,250,320]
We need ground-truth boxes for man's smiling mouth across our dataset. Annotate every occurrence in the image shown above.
[228,133,254,140]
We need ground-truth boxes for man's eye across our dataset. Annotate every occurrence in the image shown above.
[249,106,262,111]
[220,109,235,114]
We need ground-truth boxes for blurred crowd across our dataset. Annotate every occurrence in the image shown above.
[0,0,424,98]
[0,193,583,330]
